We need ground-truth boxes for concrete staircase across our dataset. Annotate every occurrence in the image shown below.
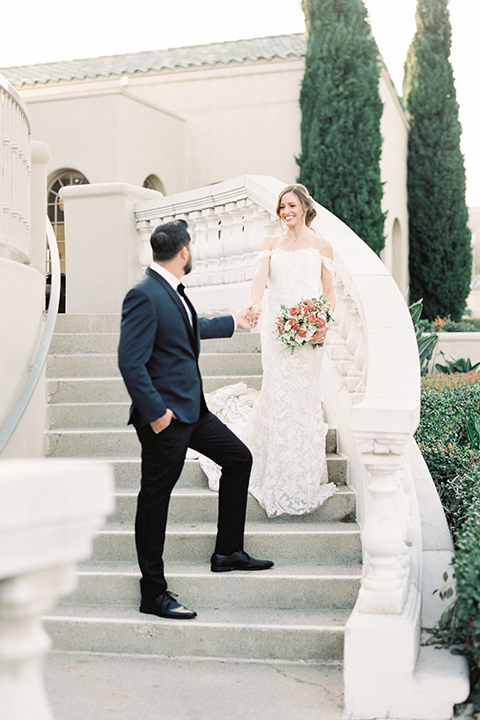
[44,314,361,662]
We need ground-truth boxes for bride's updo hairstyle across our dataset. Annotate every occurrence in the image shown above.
[276,184,317,228]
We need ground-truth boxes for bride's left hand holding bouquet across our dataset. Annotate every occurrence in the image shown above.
[276,297,334,354]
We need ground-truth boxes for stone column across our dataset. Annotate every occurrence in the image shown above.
[0,458,114,720]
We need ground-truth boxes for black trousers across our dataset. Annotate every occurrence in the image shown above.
[132,409,252,599]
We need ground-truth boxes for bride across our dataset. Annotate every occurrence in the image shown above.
[240,184,336,518]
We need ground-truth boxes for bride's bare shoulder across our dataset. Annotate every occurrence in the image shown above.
[259,234,282,251]
[312,234,334,260]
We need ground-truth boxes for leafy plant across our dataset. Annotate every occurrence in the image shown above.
[409,298,438,375]
[466,416,480,451]
[435,355,480,375]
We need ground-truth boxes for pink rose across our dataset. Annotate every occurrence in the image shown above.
[316,317,326,329]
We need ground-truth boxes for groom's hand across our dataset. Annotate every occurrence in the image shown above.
[234,304,260,329]
[151,408,177,433]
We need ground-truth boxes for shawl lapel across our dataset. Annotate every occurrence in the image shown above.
[146,268,198,354]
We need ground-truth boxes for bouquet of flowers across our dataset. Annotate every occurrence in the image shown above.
[276,297,334,354]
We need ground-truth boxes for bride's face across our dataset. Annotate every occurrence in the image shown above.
[278,192,305,228]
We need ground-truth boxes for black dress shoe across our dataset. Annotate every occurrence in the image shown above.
[211,550,274,573]
[140,591,197,619]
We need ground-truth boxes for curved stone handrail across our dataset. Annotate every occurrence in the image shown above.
[0,218,61,455]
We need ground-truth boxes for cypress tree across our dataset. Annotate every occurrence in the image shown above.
[403,0,471,321]
[297,0,385,255]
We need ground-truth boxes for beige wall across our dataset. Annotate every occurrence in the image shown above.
[0,258,46,458]
[379,69,410,296]
[27,91,186,192]
[126,60,302,189]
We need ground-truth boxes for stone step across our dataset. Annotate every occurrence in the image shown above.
[91,523,362,565]
[46,352,263,379]
[50,332,121,355]
[50,331,261,355]
[113,458,203,490]
[54,314,121,334]
[45,426,338,458]
[111,486,354,526]
[47,402,131,430]
[112,452,345,489]
[46,375,263,404]
[59,563,361,610]
[43,605,350,661]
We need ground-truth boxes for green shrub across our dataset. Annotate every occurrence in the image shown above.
[416,383,480,452]
[418,375,480,707]
[422,372,480,392]
[440,321,478,333]
[428,479,480,709]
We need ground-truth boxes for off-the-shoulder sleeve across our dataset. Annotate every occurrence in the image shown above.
[320,255,335,276]
[256,249,272,262]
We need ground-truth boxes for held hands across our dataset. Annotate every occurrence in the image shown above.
[151,408,177,434]
[234,304,261,330]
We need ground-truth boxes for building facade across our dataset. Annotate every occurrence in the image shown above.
[1,34,410,293]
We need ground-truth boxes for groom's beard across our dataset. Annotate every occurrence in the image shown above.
[183,248,193,275]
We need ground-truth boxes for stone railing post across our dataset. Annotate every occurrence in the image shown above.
[353,428,412,614]
[0,459,114,720]
[60,183,160,313]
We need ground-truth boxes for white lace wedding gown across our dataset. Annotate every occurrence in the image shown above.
[239,247,336,517]
[196,247,336,517]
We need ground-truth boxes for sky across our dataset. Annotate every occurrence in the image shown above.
[1,0,478,206]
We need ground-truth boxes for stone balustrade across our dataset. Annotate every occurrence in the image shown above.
[134,175,468,718]
[0,73,31,262]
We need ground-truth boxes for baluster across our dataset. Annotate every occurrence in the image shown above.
[217,204,234,283]
[337,294,355,376]
[188,211,208,286]
[138,220,153,270]
[355,433,411,614]
[352,336,368,403]
[229,202,247,283]
[204,208,221,285]
[242,201,258,280]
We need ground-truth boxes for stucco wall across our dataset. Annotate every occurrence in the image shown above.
[27,92,186,192]
[378,69,410,296]
[0,258,46,458]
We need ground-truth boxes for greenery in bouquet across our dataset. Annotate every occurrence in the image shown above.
[276,297,334,354]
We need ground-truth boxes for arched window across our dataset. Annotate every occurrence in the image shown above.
[47,169,89,274]
[143,174,165,194]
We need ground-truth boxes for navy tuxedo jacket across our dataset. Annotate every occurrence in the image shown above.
[118,268,235,426]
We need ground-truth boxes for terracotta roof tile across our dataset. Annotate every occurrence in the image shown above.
[0,34,306,87]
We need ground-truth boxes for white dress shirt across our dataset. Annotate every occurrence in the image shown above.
[149,262,236,329]
[150,262,192,325]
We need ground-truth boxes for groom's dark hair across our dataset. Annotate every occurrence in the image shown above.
[151,219,190,262]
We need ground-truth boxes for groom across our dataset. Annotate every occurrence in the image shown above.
[118,219,273,620]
